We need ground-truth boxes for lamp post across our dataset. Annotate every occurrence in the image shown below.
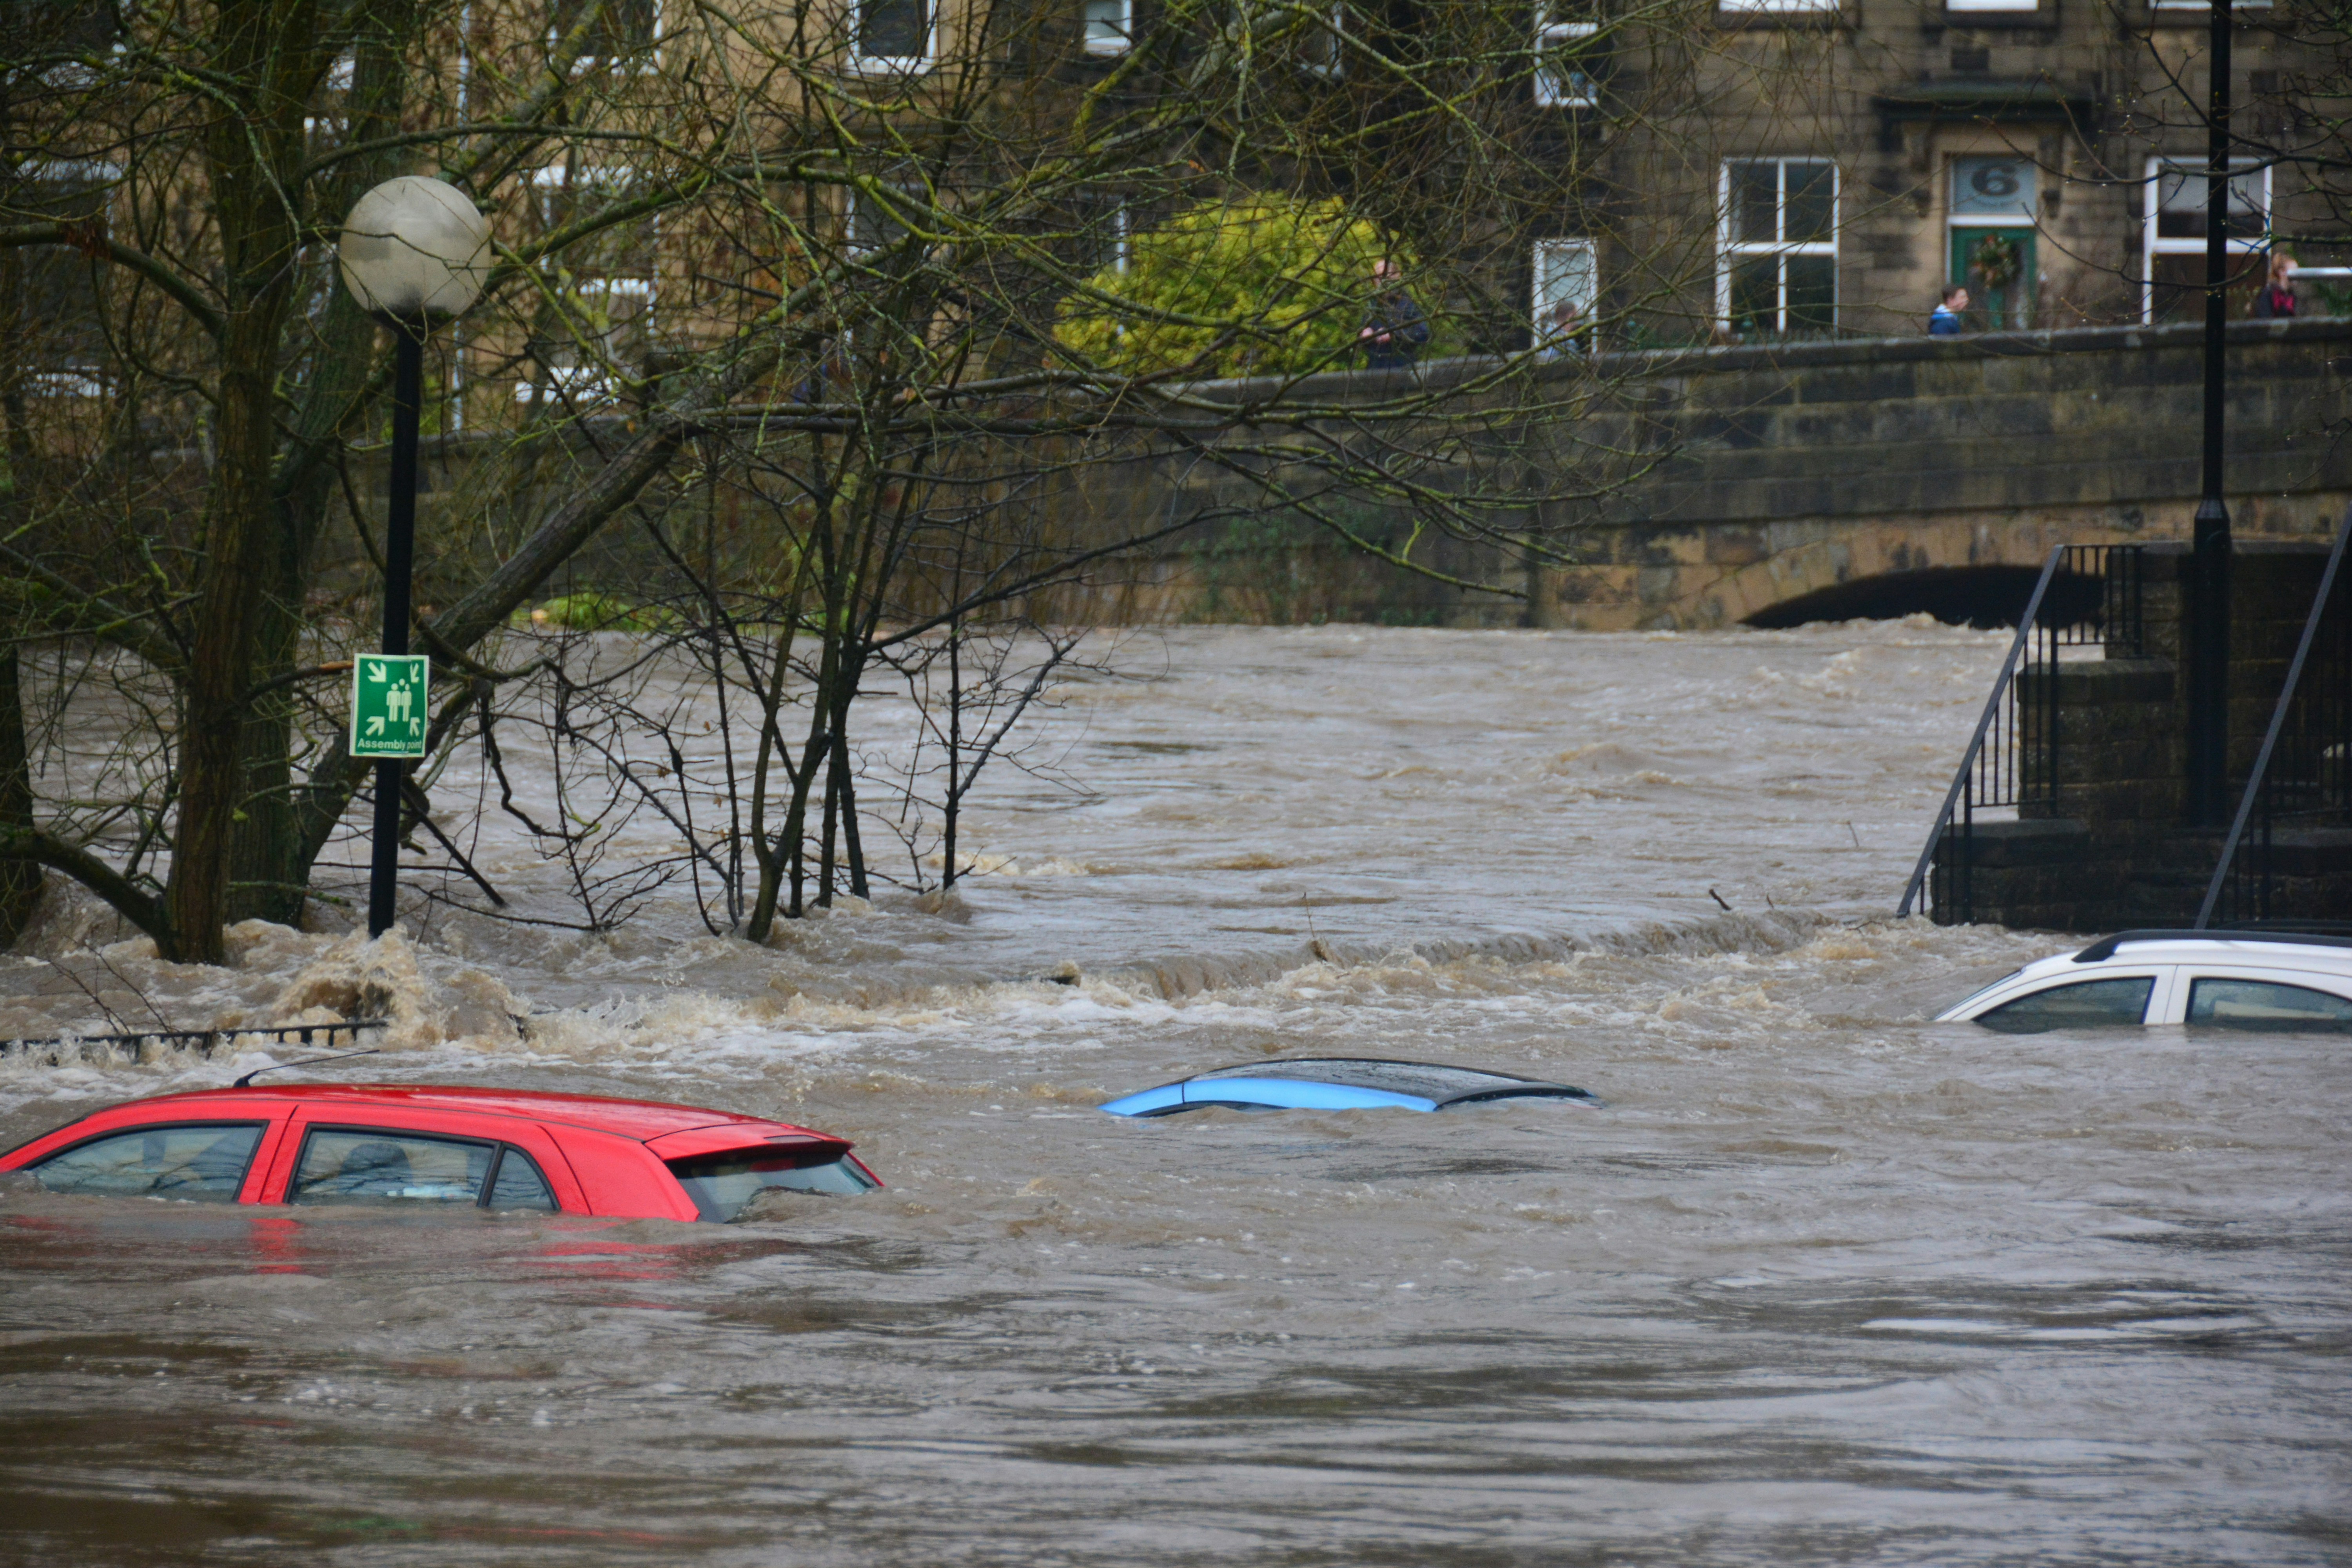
[336,176,492,938]
[2189,0,2234,825]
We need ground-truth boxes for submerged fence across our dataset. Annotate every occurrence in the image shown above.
[0,1018,385,1069]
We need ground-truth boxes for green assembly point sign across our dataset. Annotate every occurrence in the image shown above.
[350,654,429,759]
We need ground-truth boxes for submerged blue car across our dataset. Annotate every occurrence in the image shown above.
[1100,1058,1604,1117]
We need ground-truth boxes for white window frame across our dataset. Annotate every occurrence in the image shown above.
[515,279,656,405]
[1945,0,2037,12]
[2153,0,2267,9]
[40,4,125,89]
[525,166,657,402]
[2141,154,2270,323]
[849,0,937,74]
[18,159,118,393]
[847,184,925,258]
[1300,2,1344,78]
[1083,0,1132,54]
[1717,157,1838,332]
[1531,238,1597,348]
[1716,0,1837,13]
[548,0,663,72]
[1533,11,1597,108]
[1096,202,1130,273]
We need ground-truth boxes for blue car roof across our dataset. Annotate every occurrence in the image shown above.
[1099,1058,1602,1117]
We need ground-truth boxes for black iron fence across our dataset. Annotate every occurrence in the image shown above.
[1899,544,2148,922]
[2198,513,2352,926]
[0,1018,383,1069]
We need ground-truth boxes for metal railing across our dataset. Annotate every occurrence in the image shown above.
[0,1018,384,1068]
[2198,506,2352,927]
[1898,544,2148,921]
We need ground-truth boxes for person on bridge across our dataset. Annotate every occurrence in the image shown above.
[2250,249,2298,319]
[1929,285,1968,336]
[1360,259,1432,370]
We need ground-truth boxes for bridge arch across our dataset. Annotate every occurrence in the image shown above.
[1741,562,2104,630]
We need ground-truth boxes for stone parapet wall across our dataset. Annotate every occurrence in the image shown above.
[1078,317,2352,630]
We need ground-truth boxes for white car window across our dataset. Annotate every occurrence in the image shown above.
[1976,976,2156,1034]
[2185,976,2352,1034]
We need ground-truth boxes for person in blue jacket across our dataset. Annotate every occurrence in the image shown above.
[1929,284,1968,336]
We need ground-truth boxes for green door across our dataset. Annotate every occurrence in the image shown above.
[1951,227,2036,330]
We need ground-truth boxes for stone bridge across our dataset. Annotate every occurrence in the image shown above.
[1074,317,2352,630]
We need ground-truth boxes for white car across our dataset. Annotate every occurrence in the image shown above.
[1938,930,2352,1034]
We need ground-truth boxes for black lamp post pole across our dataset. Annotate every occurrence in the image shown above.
[2189,0,2234,824]
[367,326,425,938]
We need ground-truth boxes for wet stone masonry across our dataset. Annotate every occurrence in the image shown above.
[1058,316,2352,630]
[1929,543,2352,932]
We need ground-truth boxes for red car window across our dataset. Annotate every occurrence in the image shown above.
[257,1107,584,1214]
[22,1121,267,1204]
[288,1127,498,1207]
[485,1146,558,1211]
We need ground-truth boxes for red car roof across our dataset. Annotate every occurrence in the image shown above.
[94,1084,808,1143]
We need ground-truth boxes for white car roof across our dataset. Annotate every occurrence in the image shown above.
[2019,930,2352,979]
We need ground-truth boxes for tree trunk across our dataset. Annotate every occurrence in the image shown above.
[229,0,415,928]
[0,230,42,943]
[163,0,320,964]
[0,648,41,946]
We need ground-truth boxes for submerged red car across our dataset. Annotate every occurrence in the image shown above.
[0,1084,880,1222]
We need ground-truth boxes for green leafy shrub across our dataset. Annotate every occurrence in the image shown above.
[530,591,665,632]
[1056,196,1421,379]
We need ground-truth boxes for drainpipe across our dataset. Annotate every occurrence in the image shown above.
[2188,0,2233,825]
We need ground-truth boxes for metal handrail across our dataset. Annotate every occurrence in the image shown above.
[2194,502,2352,927]
[0,1018,386,1067]
[1897,545,2067,918]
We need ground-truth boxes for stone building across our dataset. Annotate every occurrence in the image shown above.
[1533,0,2344,344]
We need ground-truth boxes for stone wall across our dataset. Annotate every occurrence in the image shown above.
[1062,316,2352,630]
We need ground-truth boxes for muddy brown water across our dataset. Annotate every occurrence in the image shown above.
[2,623,2346,1565]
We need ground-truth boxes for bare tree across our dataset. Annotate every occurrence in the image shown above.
[0,0,1776,958]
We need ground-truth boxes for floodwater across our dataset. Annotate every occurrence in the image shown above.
[2,622,2346,1566]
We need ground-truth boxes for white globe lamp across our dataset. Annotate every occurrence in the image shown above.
[337,175,492,324]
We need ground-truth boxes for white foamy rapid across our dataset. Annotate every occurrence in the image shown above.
[3,621,2344,1565]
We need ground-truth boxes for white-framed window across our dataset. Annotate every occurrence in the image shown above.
[1083,0,1131,53]
[847,184,919,257]
[514,278,654,404]
[15,158,118,392]
[851,0,935,73]
[34,1,121,87]
[1718,157,1837,334]
[1087,200,1130,274]
[1716,0,1837,13]
[2142,155,2270,323]
[524,165,657,403]
[1946,0,2037,11]
[1300,2,1343,77]
[1531,238,1596,349]
[2153,0,2267,9]
[1533,10,1597,108]
[549,0,660,68]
